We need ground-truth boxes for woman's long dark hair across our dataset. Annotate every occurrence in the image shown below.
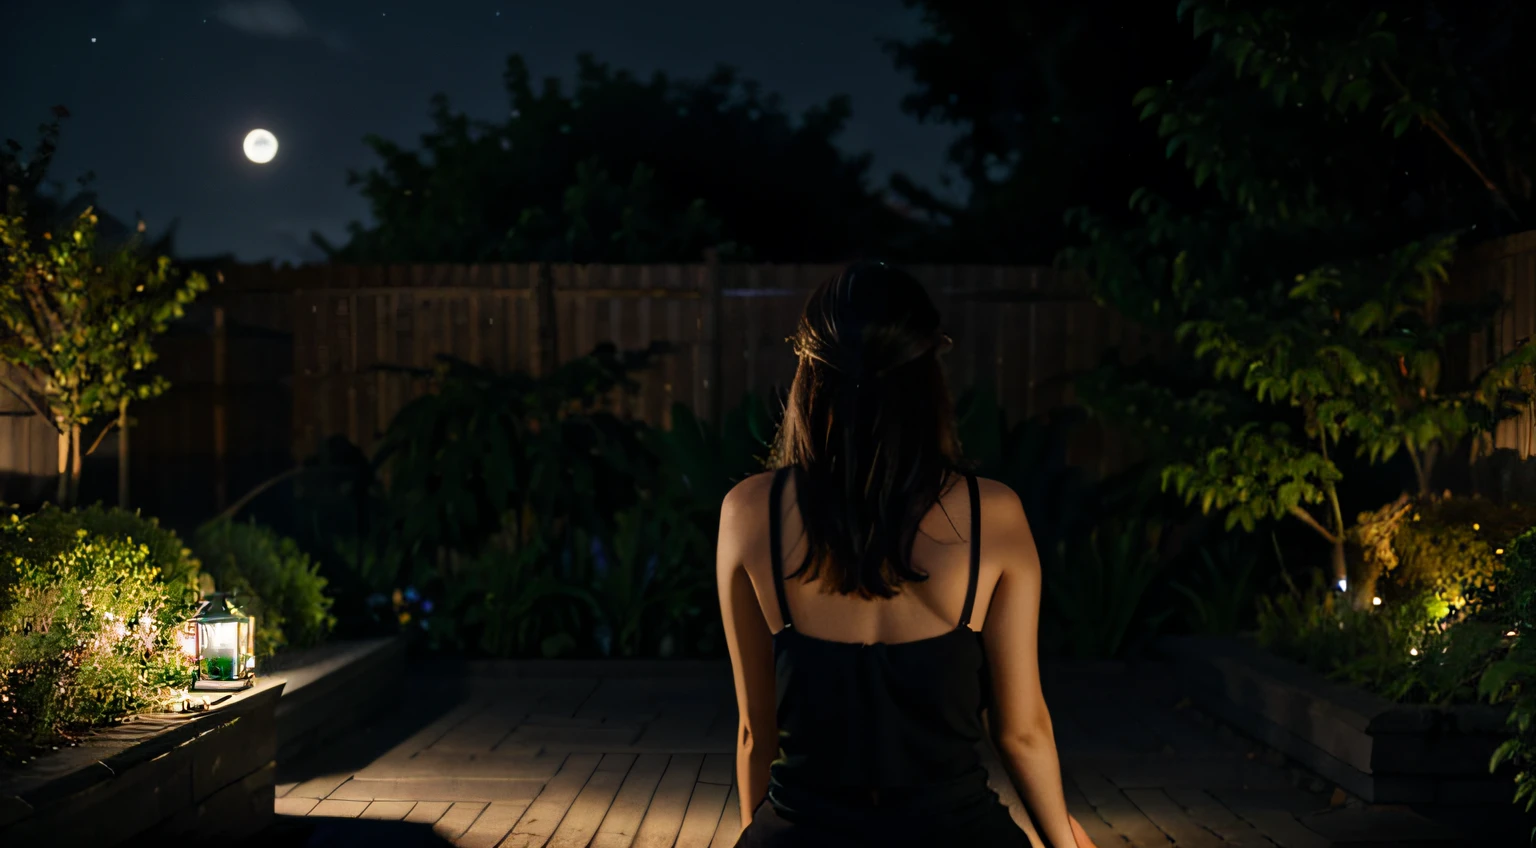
[770,262,963,599]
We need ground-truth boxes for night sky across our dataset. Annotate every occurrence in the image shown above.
[1,0,960,264]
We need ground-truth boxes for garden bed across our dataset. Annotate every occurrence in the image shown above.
[0,679,285,845]
[1159,635,1510,806]
[0,635,406,846]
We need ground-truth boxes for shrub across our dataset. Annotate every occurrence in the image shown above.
[1258,570,1509,705]
[0,504,202,607]
[0,519,197,764]
[192,519,334,658]
[1386,498,1536,615]
[1481,526,1536,814]
[1045,515,1170,659]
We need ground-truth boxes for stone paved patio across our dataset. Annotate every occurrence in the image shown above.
[265,660,1462,847]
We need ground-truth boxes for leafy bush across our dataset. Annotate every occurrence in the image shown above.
[0,504,201,606]
[0,516,197,764]
[1046,516,1170,659]
[1481,527,1536,815]
[192,519,335,657]
[1385,498,1536,615]
[1258,570,1509,705]
[348,346,771,659]
[1170,533,1268,635]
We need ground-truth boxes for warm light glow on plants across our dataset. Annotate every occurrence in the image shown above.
[1372,596,1382,606]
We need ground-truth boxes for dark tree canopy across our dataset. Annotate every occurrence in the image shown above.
[883,1,1209,262]
[319,54,913,264]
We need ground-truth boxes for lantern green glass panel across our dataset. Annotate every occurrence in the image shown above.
[189,593,256,690]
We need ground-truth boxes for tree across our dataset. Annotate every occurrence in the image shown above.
[0,207,207,505]
[317,54,910,263]
[882,1,1210,262]
[1063,1,1536,607]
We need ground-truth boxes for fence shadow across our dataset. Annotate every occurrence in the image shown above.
[255,816,456,847]
[275,661,474,785]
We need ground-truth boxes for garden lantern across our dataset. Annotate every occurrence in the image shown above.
[186,593,256,690]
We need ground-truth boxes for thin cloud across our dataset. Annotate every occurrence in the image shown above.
[214,0,310,38]
[213,0,355,54]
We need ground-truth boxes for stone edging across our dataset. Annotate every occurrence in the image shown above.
[0,634,407,846]
[0,679,285,845]
[1159,635,1511,805]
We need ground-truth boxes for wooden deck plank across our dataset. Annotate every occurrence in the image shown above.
[497,753,603,847]
[1165,788,1275,846]
[360,800,418,821]
[433,801,489,841]
[1123,789,1225,848]
[404,800,454,825]
[590,753,671,848]
[675,782,730,848]
[709,784,741,848]
[1068,767,1173,848]
[630,753,705,848]
[275,797,319,817]
[698,753,733,786]
[1065,778,1130,847]
[310,799,369,818]
[456,800,530,848]
[546,754,634,848]
[1210,790,1329,848]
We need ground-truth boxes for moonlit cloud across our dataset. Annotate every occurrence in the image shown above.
[214,0,310,38]
[212,0,354,53]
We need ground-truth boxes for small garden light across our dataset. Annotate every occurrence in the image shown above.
[181,593,256,691]
[1337,579,1348,592]
[1372,596,1382,606]
[1409,648,1419,656]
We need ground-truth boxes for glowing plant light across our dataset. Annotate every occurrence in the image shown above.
[1510,630,1520,638]
[1409,648,1419,656]
[1473,523,1481,531]
[1337,579,1348,592]
[1372,597,1382,606]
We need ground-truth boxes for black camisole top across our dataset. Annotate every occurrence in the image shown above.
[763,467,1006,838]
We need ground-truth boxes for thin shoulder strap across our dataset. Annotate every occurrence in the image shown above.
[768,467,794,630]
[958,473,981,629]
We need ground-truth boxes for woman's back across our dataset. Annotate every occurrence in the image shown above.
[724,467,1041,846]
[719,261,1082,848]
[737,468,1007,648]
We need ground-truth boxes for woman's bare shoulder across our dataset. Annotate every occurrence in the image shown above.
[967,475,1036,558]
[964,475,1026,519]
[719,470,779,527]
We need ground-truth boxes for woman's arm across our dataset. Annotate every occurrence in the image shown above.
[980,483,1081,848]
[716,476,780,831]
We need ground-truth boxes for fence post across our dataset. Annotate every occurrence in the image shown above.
[535,262,558,377]
[704,248,723,432]
[213,306,228,511]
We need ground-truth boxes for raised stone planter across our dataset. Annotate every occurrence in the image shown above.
[1159,635,1511,806]
[0,678,286,846]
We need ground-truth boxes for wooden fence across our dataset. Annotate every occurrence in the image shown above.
[0,259,1161,515]
[276,261,1155,467]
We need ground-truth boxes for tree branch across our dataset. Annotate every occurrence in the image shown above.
[0,372,55,429]
[1404,438,1428,497]
[212,466,306,524]
[1379,61,1514,217]
[1288,504,1339,544]
[84,419,119,457]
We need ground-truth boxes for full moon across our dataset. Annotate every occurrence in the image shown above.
[242,129,279,164]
